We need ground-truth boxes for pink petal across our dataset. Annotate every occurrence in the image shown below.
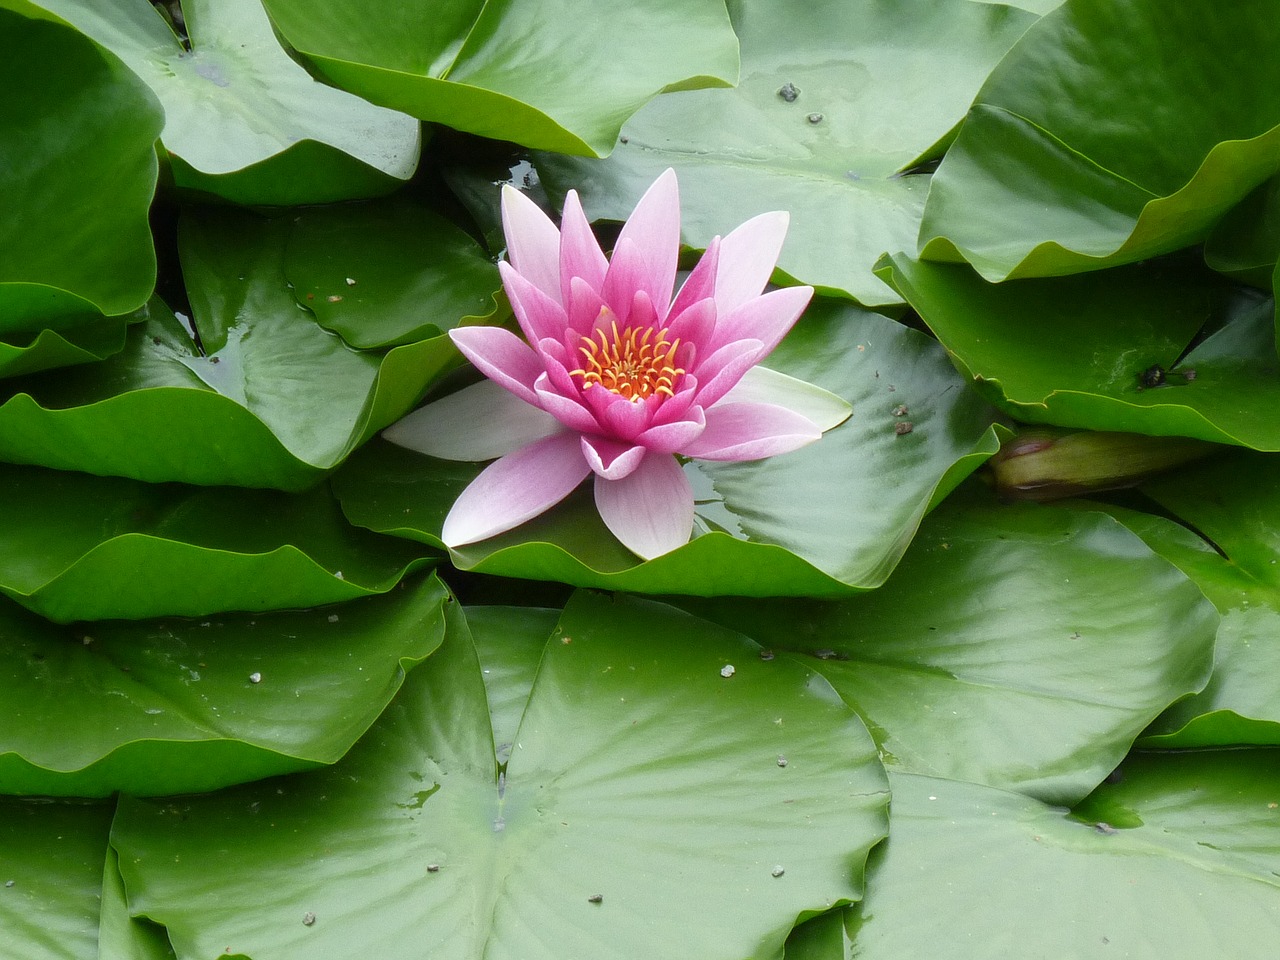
[706,285,813,359]
[634,404,706,454]
[581,384,651,441]
[566,276,607,341]
[581,435,646,480]
[382,379,562,462]
[607,168,681,313]
[449,326,544,406]
[559,190,608,295]
[715,211,790,315]
[499,261,569,346]
[533,373,602,434]
[441,431,590,547]
[668,236,720,321]
[664,297,716,364]
[679,401,821,462]
[690,339,766,409]
[647,376,699,427]
[538,340,584,397]
[600,237,647,324]
[594,454,694,559]
[500,186,563,305]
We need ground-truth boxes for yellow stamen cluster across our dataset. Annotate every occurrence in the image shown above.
[570,318,684,402]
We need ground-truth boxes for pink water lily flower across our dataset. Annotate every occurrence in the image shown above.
[384,169,849,559]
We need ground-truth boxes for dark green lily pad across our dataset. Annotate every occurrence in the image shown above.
[0,210,458,490]
[1204,175,1280,290]
[682,491,1216,805]
[879,252,1280,449]
[283,198,502,349]
[334,299,1001,595]
[0,798,114,960]
[0,463,433,623]
[0,574,450,797]
[111,594,889,960]
[538,0,1036,305]
[919,0,1280,279]
[258,0,738,157]
[0,314,136,380]
[0,3,161,329]
[36,0,419,205]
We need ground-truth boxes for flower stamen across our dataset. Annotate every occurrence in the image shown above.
[570,315,684,402]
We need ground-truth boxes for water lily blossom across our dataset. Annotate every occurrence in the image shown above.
[384,169,850,559]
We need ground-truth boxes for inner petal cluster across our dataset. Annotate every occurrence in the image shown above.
[569,312,685,403]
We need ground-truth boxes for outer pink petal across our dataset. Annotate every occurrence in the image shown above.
[690,339,765,409]
[715,211,789,315]
[382,379,561,462]
[500,261,569,346]
[679,401,821,462]
[633,404,706,454]
[668,236,720,321]
[500,185,563,305]
[594,454,694,560]
[608,168,681,313]
[448,326,544,406]
[581,435,646,480]
[442,431,589,547]
[559,190,608,295]
[706,285,813,359]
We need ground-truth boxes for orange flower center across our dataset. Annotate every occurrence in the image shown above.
[570,317,684,402]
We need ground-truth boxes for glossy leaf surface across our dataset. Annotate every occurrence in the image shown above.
[112,594,889,960]
[0,464,433,622]
[683,492,1216,805]
[0,4,161,328]
[0,316,134,380]
[538,0,1036,305]
[919,0,1280,279]
[0,575,450,797]
[259,0,738,157]
[336,300,1001,594]
[36,0,419,204]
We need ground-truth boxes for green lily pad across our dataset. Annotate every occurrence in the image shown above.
[0,314,136,380]
[100,848,176,960]
[791,756,1280,959]
[1095,454,1280,746]
[918,0,1280,279]
[258,0,738,158]
[0,3,161,329]
[0,798,114,960]
[0,463,433,623]
[35,0,419,205]
[0,210,458,490]
[1204,175,1280,290]
[111,593,889,960]
[682,490,1216,805]
[537,0,1036,305]
[879,252,1280,449]
[0,574,450,797]
[283,197,503,349]
[334,300,1002,596]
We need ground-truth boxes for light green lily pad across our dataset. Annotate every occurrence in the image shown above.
[334,299,1002,596]
[879,252,1280,449]
[99,847,176,960]
[35,0,419,205]
[111,593,889,960]
[682,490,1216,805]
[0,2,161,329]
[538,0,1036,305]
[0,210,458,490]
[0,574,450,797]
[919,0,1280,279]
[0,463,433,623]
[258,0,738,158]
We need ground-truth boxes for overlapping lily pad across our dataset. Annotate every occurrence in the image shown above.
[683,490,1216,805]
[35,0,420,205]
[334,299,1002,595]
[258,0,738,158]
[789,756,1280,959]
[0,574,450,797]
[111,593,890,960]
[0,798,114,960]
[283,197,502,349]
[879,252,1280,449]
[0,209,462,490]
[100,848,176,960]
[537,0,1036,305]
[0,463,433,623]
[0,315,136,380]
[1204,175,1280,290]
[919,0,1280,280]
[0,3,161,329]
